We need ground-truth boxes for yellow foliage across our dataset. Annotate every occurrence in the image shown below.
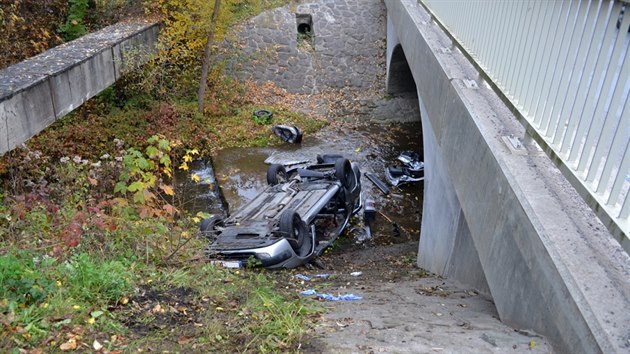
[155,0,218,64]
[134,0,289,98]
[159,184,175,196]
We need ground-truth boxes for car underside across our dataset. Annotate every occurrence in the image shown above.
[201,156,362,268]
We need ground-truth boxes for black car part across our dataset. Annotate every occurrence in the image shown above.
[272,125,303,144]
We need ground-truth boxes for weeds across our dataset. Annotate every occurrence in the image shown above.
[59,0,89,40]
[0,98,324,352]
[0,1,326,352]
[0,250,133,348]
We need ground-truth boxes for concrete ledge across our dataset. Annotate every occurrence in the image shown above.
[386,0,630,353]
[0,21,159,154]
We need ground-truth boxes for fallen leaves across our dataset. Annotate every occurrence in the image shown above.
[119,296,129,305]
[59,338,77,351]
[152,303,165,314]
[93,339,103,351]
[159,184,175,196]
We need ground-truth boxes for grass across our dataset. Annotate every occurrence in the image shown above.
[114,265,321,352]
[0,46,326,354]
[0,233,322,352]
[0,1,329,351]
[0,250,134,348]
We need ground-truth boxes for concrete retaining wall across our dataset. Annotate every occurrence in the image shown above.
[385,1,630,353]
[0,22,159,154]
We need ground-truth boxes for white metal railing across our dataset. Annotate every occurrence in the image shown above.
[420,0,630,250]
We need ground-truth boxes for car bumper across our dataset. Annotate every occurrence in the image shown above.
[208,239,297,268]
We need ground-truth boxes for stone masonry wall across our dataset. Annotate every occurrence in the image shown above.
[230,0,420,122]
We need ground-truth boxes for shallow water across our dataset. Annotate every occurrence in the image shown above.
[209,122,424,243]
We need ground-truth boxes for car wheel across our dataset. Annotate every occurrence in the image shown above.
[279,209,306,252]
[200,216,222,240]
[267,164,288,185]
[335,158,353,189]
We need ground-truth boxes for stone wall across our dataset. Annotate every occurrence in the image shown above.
[231,0,419,122]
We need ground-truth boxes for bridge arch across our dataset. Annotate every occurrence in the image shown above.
[386,44,416,95]
[386,1,630,353]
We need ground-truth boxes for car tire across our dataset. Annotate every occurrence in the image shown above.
[335,158,353,189]
[200,216,222,240]
[267,164,288,185]
[279,209,306,252]
[253,109,273,124]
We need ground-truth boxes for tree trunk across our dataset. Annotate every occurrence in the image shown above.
[197,0,222,113]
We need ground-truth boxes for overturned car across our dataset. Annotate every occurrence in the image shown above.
[201,156,362,268]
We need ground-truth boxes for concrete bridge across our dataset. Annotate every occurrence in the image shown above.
[385,0,630,353]
[2,1,630,352]
[0,21,158,154]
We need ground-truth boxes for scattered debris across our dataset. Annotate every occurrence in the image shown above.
[392,223,401,237]
[396,151,423,170]
[363,198,376,229]
[272,124,303,143]
[385,166,424,186]
[385,151,424,187]
[365,172,390,195]
[295,274,311,281]
[353,198,377,243]
[295,273,330,281]
[350,271,362,277]
[364,199,376,220]
[351,226,370,244]
[253,109,273,125]
[300,289,363,301]
[318,293,363,301]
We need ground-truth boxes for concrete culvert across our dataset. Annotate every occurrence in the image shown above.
[298,23,311,34]
[296,13,313,35]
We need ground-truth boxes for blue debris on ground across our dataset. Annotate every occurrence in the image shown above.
[300,289,363,301]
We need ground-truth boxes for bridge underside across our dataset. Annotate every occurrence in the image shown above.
[386,1,630,353]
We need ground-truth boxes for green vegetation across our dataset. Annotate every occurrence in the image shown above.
[59,0,89,41]
[0,0,328,352]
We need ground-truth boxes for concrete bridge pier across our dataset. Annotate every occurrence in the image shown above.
[386,14,491,295]
[385,1,630,353]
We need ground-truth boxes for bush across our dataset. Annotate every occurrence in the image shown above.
[0,252,57,308]
[59,0,89,41]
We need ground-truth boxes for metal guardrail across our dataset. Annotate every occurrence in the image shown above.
[420,0,630,250]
